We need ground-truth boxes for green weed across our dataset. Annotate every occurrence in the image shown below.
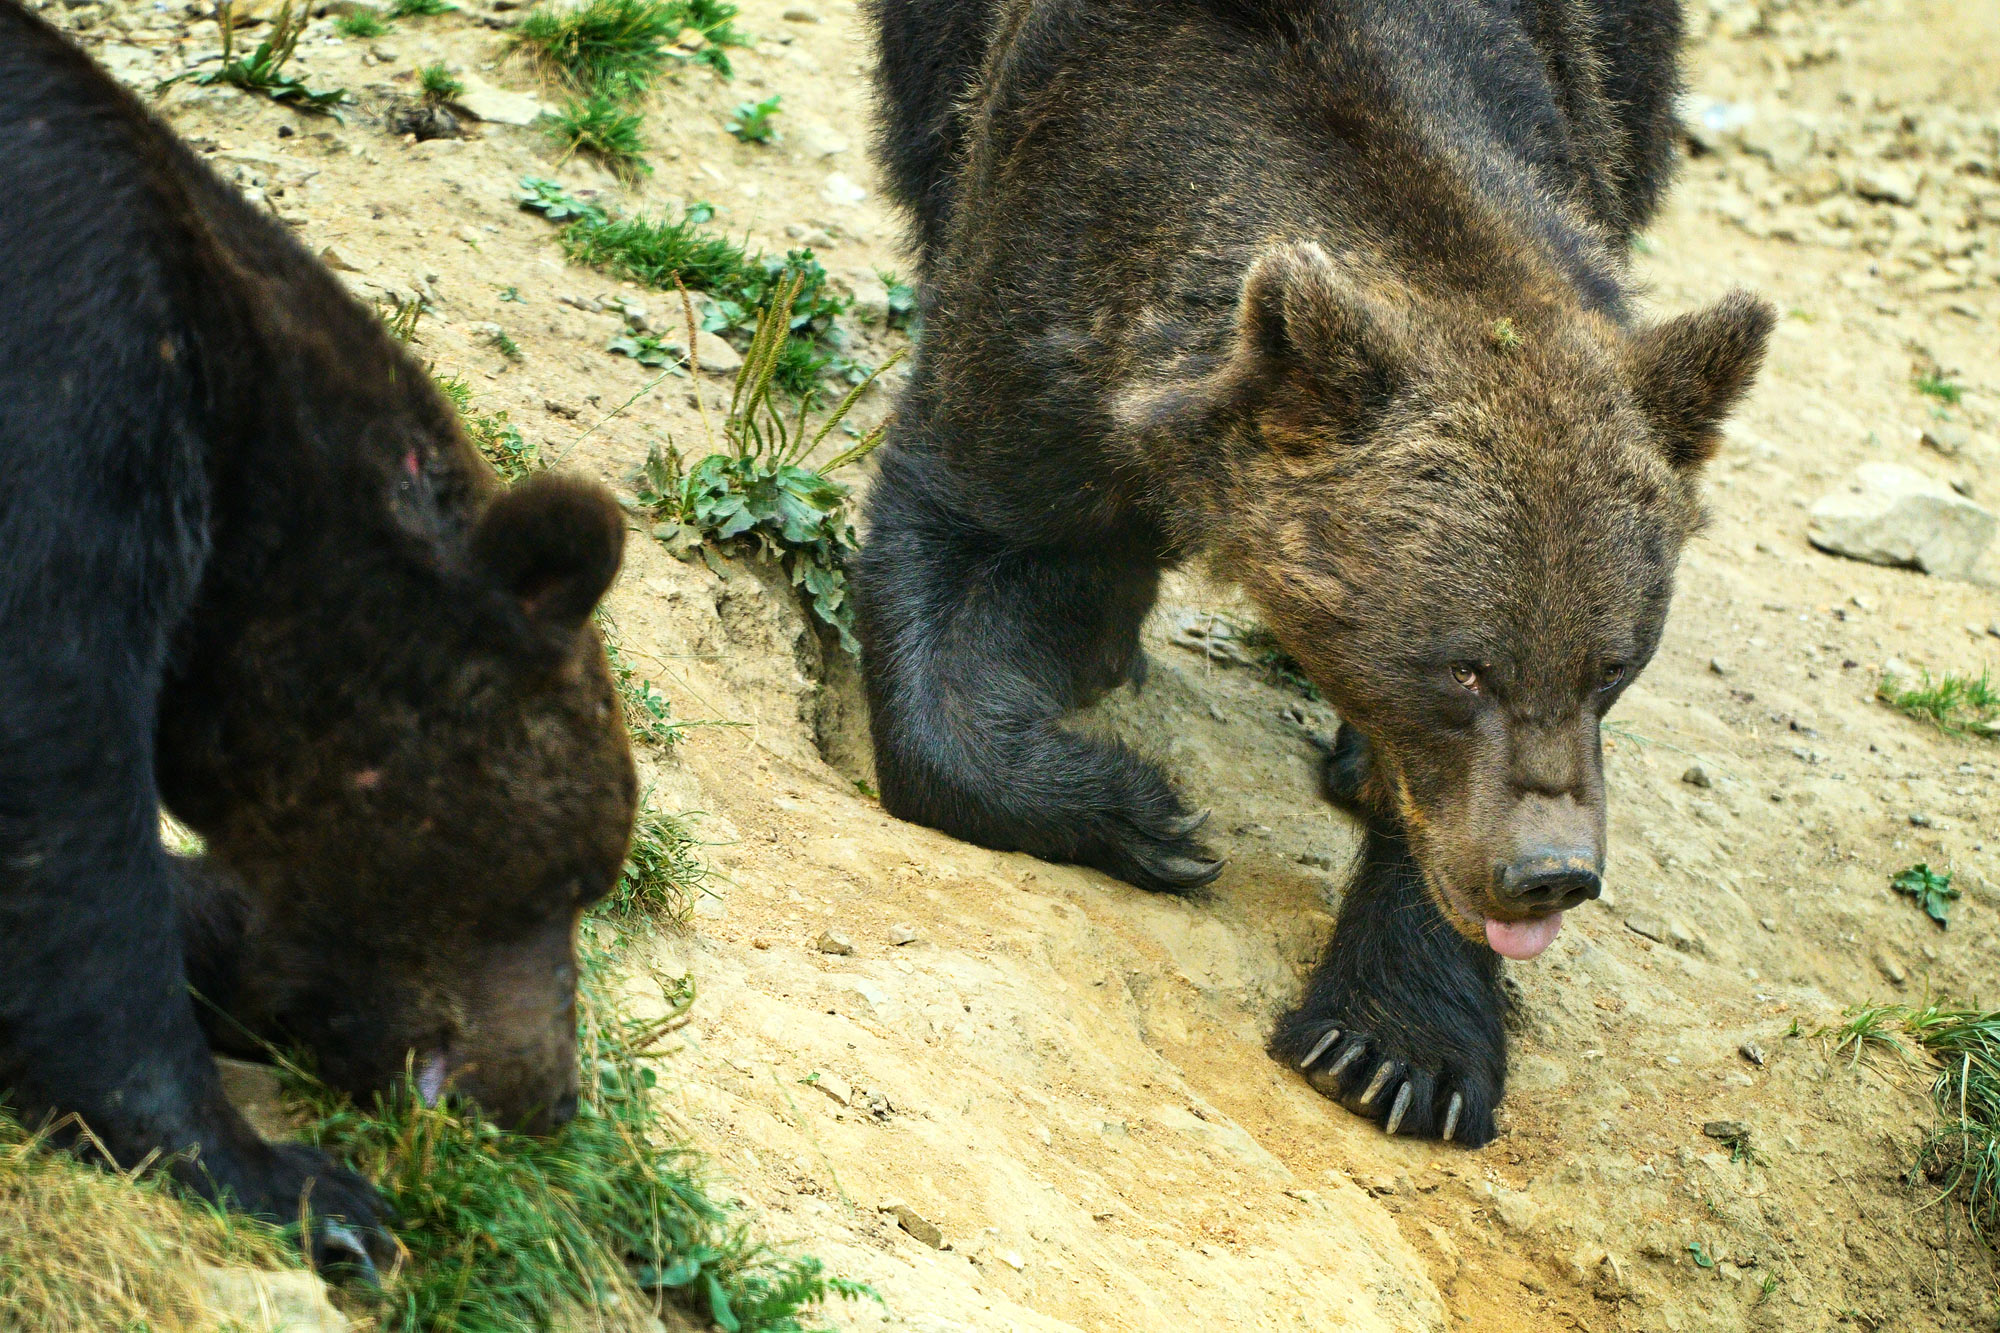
[336,10,392,37]
[417,61,466,106]
[388,0,456,16]
[433,375,541,482]
[726,94,782,144]
[1878,667,2000,739]
[609,330,691,371]
[160,3,348,114]
[528,181,852,401]
[1891,862,1961,929]
[877,270,917,331]
[599,616,680,747]
[1904,1003,2000,1243]
[1916,368,1965,405]
[635,273,902,653]
[545,94,651,179]
[515,0,744,97]
[488,328,523,361]
[1829,1003,1915,1069]
[290,944,869,1332]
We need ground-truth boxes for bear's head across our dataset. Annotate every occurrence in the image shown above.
[164,472,638,1133]
[1122,242,1772,959]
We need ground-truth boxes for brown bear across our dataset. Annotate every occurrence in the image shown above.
[0,3,636,1268]
[857,0,1772,1145]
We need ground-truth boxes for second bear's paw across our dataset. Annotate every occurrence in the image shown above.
[1099,804,1223,893]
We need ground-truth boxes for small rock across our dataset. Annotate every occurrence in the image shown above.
[1853,165,1920,206]
[1739,1041,1767,1067]
[819,172,868,207]
[200,1268,347,1333]
[1625,916,1666,943]
[810,1071,852,1106]
[842,268,893,323]
[452,72,551,127]
[1681,764,1712,789]
[889,1204,946,1249]
[1807,463,1996,581]
[1922,424,1970,457]
[1709,657,1732,676]
[1666,919,1704,954]
[387,100,460,142]
[1000,1250,1026,1271]
[782,6,821,19]
[815,930,855,956]
[1758,916,1777,932]
[1874,949,1907,987]
[1909,812,1934,828]
[1491,1187,1542,1234]
[318,245,362,272]
[889,923,918,946]
[692,329,743,374]
[1702,1120,1750,1143]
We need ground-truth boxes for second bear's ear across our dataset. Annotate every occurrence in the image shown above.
[1116,242,1404,449]
[1627,290,1775,472]
[472,474,626,633]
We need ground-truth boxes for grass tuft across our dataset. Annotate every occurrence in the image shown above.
[418,61,466,106]
[726,94,782,144]
[434,374,541,481]
[1878,667,2000,739]
[1915,368,1965,405]
[336,10,392,37]
[515,0,745,98]
[388,0,457,16]
[0,1114,300,1332]
[545,93,652,179]
[612,805,705,922]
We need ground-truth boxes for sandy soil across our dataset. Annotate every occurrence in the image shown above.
[37,0,2000,1327]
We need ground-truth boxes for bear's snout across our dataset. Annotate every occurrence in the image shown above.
[1494,851,1602,915]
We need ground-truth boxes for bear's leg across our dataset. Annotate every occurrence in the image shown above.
[1,590,389,1270]
[1270,822,1507,1145]
[857,448,1218,892]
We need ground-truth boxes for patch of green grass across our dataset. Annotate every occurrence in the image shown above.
[1916,368,1965,405]
[599,616,680,747]
[1891,862,1961,928]
[522,179,855,402]
[488,328,523,361]
[1829,1003,1915,1069]
[1877,667,2000,739]
[545,93,652,179]
[1905,1004,2000,1244]
[633,273,902,654]
[726,94,782,144]
[515,0,744,99]
[159,3,348,114]
[417,61,466,106]
[336,10,392,37]
[388,0,456,16]
[434,374,541,482]
[612,805,704,922]
[290,944,870,1332]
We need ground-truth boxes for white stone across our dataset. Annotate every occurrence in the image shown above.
[1808,463,1995,580]
[451,73,550,127]
[1853,165,1920,206]
[819,173,868,207]
[200,1268,348,1333]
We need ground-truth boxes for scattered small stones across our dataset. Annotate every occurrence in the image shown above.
[1807,463,1996,581]
[815,930,855,956]
[889,923,918,946]
[1681,764,1712,789]
[1739,1041,1767,1067]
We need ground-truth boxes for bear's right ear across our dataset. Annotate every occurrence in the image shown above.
[1116,242,1404,450]
[472,474,626,634]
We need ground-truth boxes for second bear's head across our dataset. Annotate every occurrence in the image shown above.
[1120,241,1773,960]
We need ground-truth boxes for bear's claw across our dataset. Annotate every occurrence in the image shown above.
[1442,1091,1464,1143]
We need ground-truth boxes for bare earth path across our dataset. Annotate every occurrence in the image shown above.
[40,0,2000,1327]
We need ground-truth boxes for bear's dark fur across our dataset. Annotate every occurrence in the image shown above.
[860,0,1771,1145]
[0,3,636,1258]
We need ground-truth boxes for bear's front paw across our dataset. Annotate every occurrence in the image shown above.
[1099,801,1223,893]
[1282,1015,1501,1145]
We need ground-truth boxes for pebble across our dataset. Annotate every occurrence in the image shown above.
[1875,950,1907,987]
[815,930,855,956]
[1666,919,1704,954]
[1709,657,1732,676]
[811,1071,853,1106]
[1624,916,1666,943]
[1909,812,1935,828]
[1921,424,1970,458]
[1739,1041,1767,1067]
[782,6,821,20]
[318,245,362,272]
[887,1204,946,1249]
[1702,1120,1750,1142]
[1681,764,1713,789]
[889,923,918,946]
[1853,165,1920,206]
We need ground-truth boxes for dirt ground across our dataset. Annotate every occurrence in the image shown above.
[35,0,2000,1328]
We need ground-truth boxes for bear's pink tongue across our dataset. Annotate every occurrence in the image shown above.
[1485,913,1564,960]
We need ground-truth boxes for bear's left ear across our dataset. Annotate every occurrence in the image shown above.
[472,474,626,633]
[1627,291,1775,471]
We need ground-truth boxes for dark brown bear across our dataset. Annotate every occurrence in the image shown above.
[0,4,635,1267]
[858,0,1771,1145]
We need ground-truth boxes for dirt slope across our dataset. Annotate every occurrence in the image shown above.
[37,0,2000,1327]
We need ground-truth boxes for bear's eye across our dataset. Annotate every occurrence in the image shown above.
[1449,662,1482,692]
[1598,663,1627,691]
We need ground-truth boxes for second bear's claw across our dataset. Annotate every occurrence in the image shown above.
[1383,1082,1414,1136]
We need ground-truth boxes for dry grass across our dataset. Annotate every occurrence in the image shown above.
[0,1115,301,1332]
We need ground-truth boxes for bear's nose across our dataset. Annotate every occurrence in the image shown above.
[1497,852,1601,914]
